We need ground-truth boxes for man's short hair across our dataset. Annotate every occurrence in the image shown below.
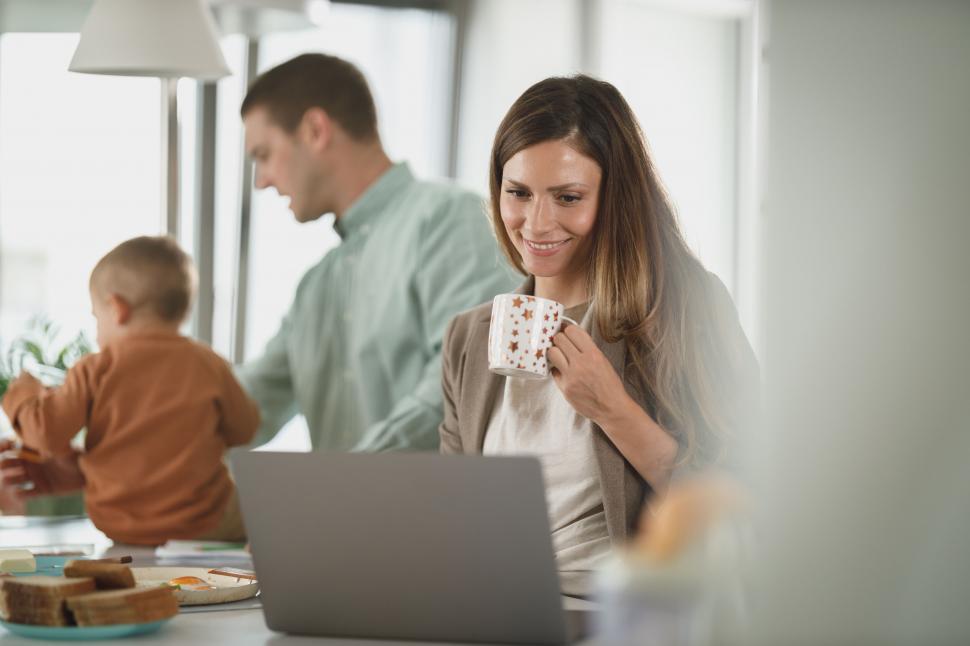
[240,53,379,141]
[90,236,196,323]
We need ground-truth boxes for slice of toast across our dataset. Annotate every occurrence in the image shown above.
[1,606,72,626]
[63,560,135,590]
[0,576,96,598]
[65,585,176,610]
[0,576,95,626]
[72,596,178,626]
[67,585,179,626]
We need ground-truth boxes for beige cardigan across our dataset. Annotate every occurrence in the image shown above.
[438,276,758,544]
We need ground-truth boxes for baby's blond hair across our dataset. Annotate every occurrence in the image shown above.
[90,236,196,323]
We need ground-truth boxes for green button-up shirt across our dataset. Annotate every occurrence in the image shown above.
[237,163,517,452]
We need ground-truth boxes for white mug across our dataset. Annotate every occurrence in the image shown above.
[487,293,577,379]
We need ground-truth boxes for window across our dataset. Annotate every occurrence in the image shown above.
[0,34,161,346]
[600,3,741,295]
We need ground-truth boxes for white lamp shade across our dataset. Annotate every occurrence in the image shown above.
[69,0,230,79]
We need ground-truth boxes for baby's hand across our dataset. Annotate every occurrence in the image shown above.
[0,439,85,498]
[0,439,29,513]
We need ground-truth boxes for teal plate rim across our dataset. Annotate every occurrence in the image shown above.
[0,617,170,640]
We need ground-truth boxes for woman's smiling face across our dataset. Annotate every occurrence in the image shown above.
[500,139,602,282]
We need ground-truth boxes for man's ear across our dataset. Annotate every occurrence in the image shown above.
[107,293,132,325]
[300,107,333,152]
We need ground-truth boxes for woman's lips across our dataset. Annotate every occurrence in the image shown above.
[523,238,572,257]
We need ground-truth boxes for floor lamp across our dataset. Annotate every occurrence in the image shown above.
[68,0,230,238]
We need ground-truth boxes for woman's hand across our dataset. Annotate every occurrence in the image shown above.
[546,323,629,426]
[547,324,679,492]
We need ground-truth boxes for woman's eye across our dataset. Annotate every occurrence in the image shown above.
[558,194,581,204]
[506,189,530,199]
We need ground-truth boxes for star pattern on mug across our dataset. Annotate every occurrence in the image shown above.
[489,293,567,378]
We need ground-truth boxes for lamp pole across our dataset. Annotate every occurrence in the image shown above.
[160,78,179,239]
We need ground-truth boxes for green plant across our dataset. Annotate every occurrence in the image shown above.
[0,317,92,400]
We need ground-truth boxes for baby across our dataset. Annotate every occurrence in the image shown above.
[1,236,260,545]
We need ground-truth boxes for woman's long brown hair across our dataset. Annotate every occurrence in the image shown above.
[489,75,743,466]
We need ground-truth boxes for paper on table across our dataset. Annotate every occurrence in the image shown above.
[154,540,250,562]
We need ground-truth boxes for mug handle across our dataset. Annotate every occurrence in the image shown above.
[561,316,579,327]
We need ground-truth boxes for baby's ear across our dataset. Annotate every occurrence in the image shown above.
[108,293,132,325]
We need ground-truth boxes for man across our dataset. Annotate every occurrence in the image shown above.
[237,53,514,451]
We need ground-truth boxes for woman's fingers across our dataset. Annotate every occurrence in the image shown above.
[562,323,596,352]
[547,346,568,371]
[553,329,580,362]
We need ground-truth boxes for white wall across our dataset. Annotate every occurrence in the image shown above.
[600,0,741,298]
[455,0,582,193]
[753,1,970,643]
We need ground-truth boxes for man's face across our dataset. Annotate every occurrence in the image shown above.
[244,106,324,223]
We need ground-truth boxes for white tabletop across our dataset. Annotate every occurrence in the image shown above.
[0,517,600,645]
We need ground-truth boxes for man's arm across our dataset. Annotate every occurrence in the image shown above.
[235,314,299,448]
[354,192,517,452]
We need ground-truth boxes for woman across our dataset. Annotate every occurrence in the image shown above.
[439,75,759,595]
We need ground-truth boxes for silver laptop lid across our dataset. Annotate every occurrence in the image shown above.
[231,451,568,644]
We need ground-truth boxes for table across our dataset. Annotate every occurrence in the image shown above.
[0,517,601,645]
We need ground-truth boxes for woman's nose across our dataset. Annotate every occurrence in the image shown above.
[525,197,555,234]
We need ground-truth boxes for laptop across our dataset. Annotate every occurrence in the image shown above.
[230,451,591,644]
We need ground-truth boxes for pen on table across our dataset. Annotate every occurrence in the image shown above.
[88,556,134,564]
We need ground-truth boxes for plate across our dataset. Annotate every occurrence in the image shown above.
[0,618,170,640]
[131,567,258,606]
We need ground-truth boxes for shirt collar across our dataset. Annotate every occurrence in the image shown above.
[333,162,414,240]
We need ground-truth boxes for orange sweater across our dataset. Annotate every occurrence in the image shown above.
[2,333,260,545]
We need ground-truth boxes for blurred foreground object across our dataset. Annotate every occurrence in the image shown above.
[751,1,970,644]
[596,474,749,646]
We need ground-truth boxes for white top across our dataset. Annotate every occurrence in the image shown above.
[483,372,612,596]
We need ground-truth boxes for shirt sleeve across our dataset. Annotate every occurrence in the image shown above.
[438,317,464,454]
[216,357,262,448]
[1,359,96,458]
[353,191,517,452]
[235,312,300,447]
